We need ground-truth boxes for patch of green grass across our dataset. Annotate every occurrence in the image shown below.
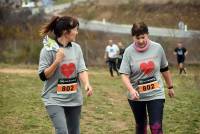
[0,66,200,133]
[54,0,74,5]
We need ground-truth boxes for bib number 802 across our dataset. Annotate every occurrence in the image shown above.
[62,86,74,91]
[142,84,155,91]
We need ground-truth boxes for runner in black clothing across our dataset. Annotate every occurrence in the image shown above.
[117,41,125,69]
[173,43,188,74]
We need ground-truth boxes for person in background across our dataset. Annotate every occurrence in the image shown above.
[173,42,188,74]
[38,16,93,134]
[178,19,185,31]
[119,22,174,134]
[104,39,120,77]
[117,41,125,69]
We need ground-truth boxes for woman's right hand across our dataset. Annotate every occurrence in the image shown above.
[130,89,140,100]
[55,48,65,64]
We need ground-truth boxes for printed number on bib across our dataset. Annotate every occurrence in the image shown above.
[57,78,78,94]
[137,76,160,93]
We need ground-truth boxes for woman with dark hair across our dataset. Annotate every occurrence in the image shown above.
[38,16,93,134]
[119,22,174,134]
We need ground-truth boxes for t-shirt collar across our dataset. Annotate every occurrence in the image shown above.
[55,38,72,48]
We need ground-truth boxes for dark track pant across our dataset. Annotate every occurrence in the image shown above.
[108,58,119,76]
[46,105,81,134]
[128,99,165,134]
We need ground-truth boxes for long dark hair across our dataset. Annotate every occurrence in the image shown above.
[40,16,79,37]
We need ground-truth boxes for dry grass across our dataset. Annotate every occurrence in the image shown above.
[0,65,200,133]
[65,2,200,30]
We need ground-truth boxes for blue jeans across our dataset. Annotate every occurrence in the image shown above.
[46,105,81,134]
[128,99,165,134]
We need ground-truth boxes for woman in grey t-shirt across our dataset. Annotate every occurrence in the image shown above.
[38,16,93,134]
[119,22,174,134]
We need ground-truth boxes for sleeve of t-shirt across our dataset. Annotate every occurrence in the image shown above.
[38,48,53,74]
[115,44,119,51]
[160,46,168,69]
[119,49,131,74]
[77,46,88,73]
[105,46,109,52]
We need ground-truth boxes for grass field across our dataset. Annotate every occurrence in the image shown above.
[54,0,74,5]
[0,65,200,134]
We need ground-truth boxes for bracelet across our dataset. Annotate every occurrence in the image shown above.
[168,86,173,89]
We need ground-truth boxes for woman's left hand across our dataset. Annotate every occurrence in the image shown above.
[85,84,93,97]
[168,88,175,98]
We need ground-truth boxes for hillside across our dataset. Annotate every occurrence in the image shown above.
[61,1,200,66]
[0,1,200,65]
[65,1,200,30]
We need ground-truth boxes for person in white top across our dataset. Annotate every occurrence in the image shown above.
[104,39,120,77]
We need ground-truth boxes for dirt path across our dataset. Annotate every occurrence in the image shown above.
[0,68,107,75]
[0,68,37,74]
[96,0,129,5]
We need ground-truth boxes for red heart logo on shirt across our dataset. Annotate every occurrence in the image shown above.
[140,61,155,75]
[60,63,75,78]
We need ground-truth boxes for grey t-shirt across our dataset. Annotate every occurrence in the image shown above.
[38,36,87,106]
[119,40,168,101]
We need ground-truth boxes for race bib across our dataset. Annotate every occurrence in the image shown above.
[57,78,78,94]
[137,76,160,93]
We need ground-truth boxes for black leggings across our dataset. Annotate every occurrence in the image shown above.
[128,99,165,134]
[108,58,119,76]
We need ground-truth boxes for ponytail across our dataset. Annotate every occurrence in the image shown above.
[40,16,60,37]
[40,16,79,37]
